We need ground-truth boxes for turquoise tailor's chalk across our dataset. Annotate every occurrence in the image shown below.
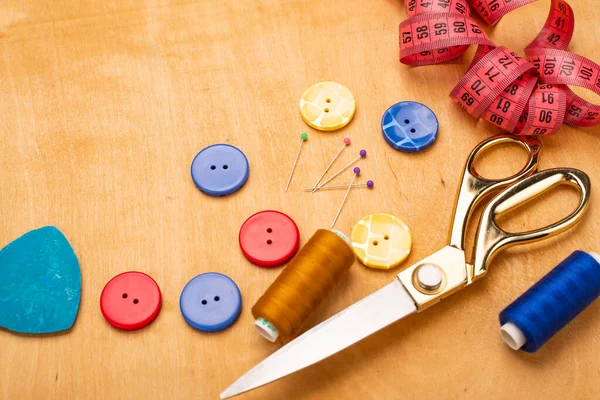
[0,226,81,334]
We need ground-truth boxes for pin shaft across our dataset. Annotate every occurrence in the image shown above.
[312,144,346,189]
[313,156,360,193]
[331,173,358,229]
[285,137,305,192]
[304,183,370,191]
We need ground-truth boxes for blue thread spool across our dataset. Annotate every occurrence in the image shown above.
[499,251,600,352]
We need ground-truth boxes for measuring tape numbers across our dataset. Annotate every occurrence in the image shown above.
[399,0,600,135]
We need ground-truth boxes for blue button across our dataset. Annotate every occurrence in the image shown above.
[191,144,249,196]
[381,102,439,152]
[180,273,242,332]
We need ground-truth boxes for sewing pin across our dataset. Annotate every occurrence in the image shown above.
[313,150,366,193]
[304,180,374,191]
[311,137,351,189]
[331,167,360,229]
[285,133,308,192]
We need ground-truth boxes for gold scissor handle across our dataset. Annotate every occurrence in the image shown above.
[449,135,541,250]
[471,168,591,280]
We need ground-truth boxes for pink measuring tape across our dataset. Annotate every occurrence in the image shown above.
[400,0,600,135]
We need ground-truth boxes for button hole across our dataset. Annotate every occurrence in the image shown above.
[210,165,216,170]
[214,296,220,302]
[267,239,272,245]
[201,299,207,305]
[223,165,228,170]
[324,108,329,113]
[267,228,272,233]
[410,128,416,133]
[404,119,410,124]
[373,240,379,246]
[326,98,331,103]
[122,293,128,299]
[133,299,139,304]
[384,235,389,240]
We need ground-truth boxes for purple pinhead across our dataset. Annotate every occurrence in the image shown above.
[359,150,367,157]
[367,180,374,188]
[353,167,361,174]
[344,137,351,145]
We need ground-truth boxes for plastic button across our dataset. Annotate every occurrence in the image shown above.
[239,211,300,268]
[100,272,162,331]
[351,213,412,270]
[381,101,439,152]
[191,144,249,196]
[300,82,356,131]
[180,273,242,332]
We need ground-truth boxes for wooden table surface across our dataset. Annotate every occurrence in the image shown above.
[2,1,600,399]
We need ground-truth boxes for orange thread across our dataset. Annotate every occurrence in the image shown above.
[252,229,355,343]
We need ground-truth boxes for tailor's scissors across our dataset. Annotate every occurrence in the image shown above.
[221,135,591,399]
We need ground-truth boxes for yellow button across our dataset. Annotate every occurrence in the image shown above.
[299,82,356,131]
[351,213,412,270]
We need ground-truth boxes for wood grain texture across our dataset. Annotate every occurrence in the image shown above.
[1,1,600,399]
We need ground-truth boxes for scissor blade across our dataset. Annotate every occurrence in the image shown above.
[220,279,417,399]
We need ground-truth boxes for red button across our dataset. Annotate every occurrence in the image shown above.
[100,272,162,331]
[239,210,300,267]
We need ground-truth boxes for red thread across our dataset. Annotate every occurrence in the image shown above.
[400,0,600,135]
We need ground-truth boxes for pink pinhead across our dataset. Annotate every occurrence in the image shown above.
[353,167,361,174]
[344,137,351,145]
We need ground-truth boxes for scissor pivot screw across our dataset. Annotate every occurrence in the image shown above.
[415,264,443,292]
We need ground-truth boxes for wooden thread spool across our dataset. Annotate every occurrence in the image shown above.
[252,229,355,343]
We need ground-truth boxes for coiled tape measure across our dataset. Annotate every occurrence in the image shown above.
[400,0,600,135]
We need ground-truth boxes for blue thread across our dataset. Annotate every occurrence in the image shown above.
[499,251,600,352]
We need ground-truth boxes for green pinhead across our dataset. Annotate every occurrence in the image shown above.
[301,133,308,141]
